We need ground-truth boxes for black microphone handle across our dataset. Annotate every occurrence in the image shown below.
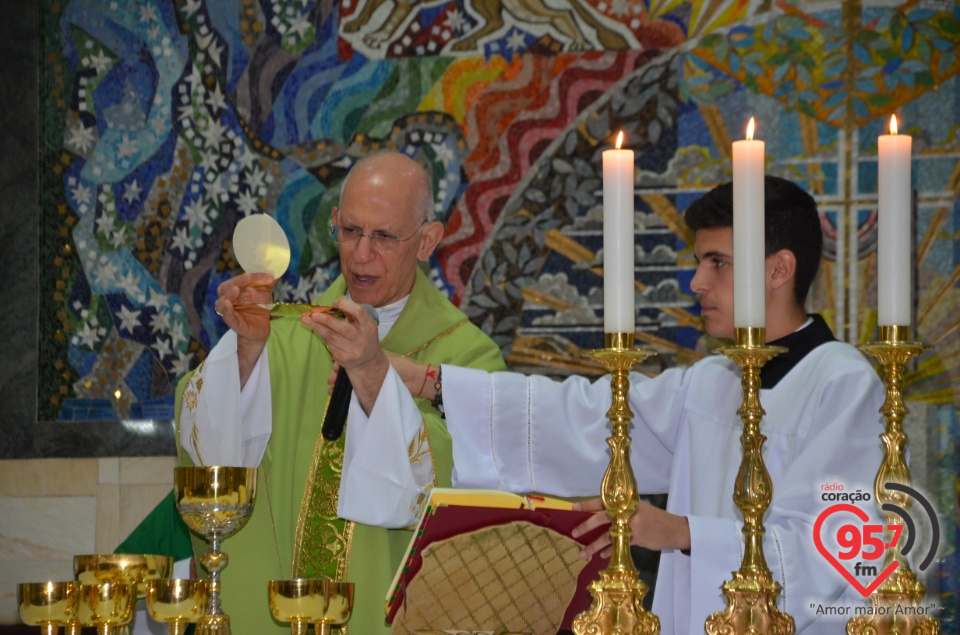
[319,303,379,441]
[322,369,353,440]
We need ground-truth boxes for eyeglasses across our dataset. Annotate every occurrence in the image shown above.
[330,219,428,255]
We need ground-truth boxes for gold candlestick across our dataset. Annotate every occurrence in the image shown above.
[705,327,795,635]
[847,325,940,635]
[573,332,660,635]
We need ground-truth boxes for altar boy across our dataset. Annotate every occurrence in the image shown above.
[323,176,887,634]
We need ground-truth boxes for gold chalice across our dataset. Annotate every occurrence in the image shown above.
[145,579,209,635]
[77,582,135,635]
[74,553,173,595]
[74,553,172,635]
[17,581,78,635]
[267,579,354,635]
[174,466,257,635]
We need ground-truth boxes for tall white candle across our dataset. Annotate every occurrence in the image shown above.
[602,131,635,333]
[732,117,766,328]
[877,115,912,326]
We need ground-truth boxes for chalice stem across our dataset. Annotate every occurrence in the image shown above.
[315,622,332,635]
[206,533,226,616]
[167,619,189,635]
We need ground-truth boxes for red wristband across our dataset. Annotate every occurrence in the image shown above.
[417,364,432,398]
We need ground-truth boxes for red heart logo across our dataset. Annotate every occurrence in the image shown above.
[813,503,899,597]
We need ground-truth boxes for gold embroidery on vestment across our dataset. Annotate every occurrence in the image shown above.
[183,389,198,413]
[401,319,469,357]
[408,425,430,467]
[294,394,352,580]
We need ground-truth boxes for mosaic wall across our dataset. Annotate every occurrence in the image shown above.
[39,0,960,621]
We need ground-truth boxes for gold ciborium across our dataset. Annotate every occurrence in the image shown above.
[174,466,257,635]
[77,582,136,635]
[145,579,209,635]
[18,581,78,635]
[268,579,354,635]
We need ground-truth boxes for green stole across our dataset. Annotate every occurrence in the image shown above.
[176,268,505,634]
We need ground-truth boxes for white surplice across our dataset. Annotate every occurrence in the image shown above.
[440,340,886,634]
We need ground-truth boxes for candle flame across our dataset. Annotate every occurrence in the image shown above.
[889,114,898,135]
[615,131,623,149]
[746,117,755,141]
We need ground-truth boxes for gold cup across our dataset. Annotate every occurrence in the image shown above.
[74,553,173,635]
[174,466,257,635]
[74,553,173,595]
[145,579,209,635]
[77,582,135,635]
[267,579,354,635]
[18,581,78,635]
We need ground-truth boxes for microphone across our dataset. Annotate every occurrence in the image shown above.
[321,303,380,441]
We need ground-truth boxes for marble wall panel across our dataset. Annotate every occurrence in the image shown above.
[119,457,178,487]
[0,496,95,623]
[0,457,176,624]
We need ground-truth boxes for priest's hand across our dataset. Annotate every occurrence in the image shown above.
[213,272,275,387]
[303,296,387,415]
[571,497,691,559]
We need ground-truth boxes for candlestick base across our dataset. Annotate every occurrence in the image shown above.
[705,571,795,635]
[573,332,659,635]
[846,566,939,635]
[847,325,939,635]
[705,327,795,635]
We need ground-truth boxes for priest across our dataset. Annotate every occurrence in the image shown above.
[177,151,505,634]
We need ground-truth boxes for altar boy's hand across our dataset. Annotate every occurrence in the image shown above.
[571,498,691,559]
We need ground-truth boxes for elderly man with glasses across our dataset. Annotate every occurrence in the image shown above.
[173,151,505,634]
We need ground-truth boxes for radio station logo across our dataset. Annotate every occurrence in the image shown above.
[814,482,940,598]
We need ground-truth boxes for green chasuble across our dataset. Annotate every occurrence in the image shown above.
[175,268,504,634]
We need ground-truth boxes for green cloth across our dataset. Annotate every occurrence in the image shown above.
[175,268,505,635]
[114,490,193,560]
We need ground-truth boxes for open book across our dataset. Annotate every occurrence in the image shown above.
[385,488,609,634]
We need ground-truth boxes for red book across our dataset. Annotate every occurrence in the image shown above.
[385,488,609,634]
